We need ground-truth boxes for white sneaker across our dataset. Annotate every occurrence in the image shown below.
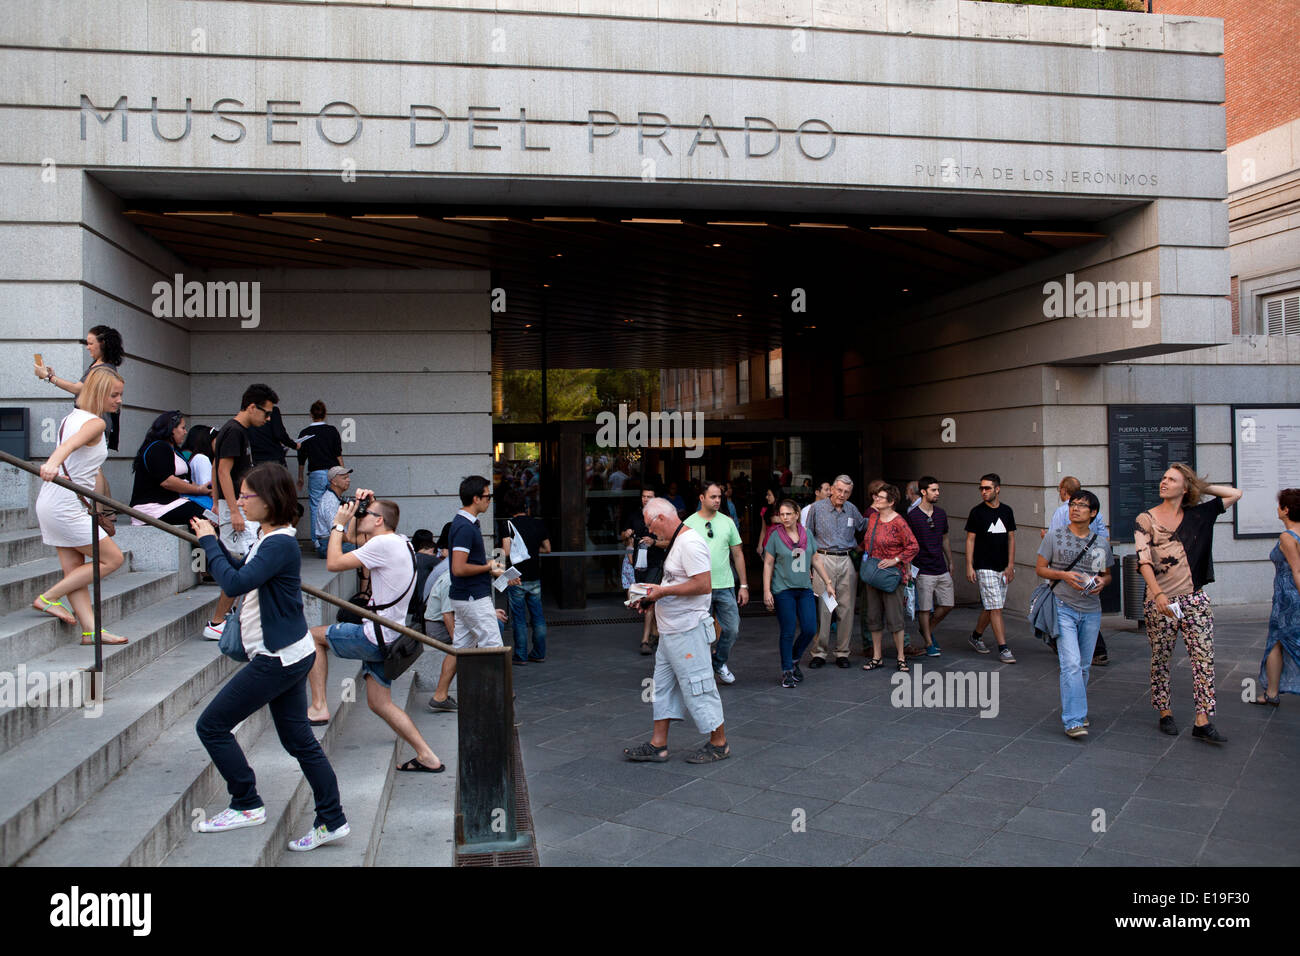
[202,619,225,641]
[197,806,266,832]
[716,664,736,685]
[288,822,351,852]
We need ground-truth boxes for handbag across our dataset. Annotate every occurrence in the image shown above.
[218,597,249,662]
[58,417,116,537]
[1028,533,1097,645]
[335,541,423,681]
[858,512,902,593]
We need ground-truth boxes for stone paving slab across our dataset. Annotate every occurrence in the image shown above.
[513,603,1297,866]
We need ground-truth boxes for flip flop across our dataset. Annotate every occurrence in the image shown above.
[397,757,445,773]
[309,717,330,726]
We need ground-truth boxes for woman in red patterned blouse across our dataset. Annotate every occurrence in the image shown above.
[861,483,920,672]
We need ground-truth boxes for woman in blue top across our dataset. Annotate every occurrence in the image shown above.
[1256,488,1300,707]
[189,464,349,852]
[764,499,836,689]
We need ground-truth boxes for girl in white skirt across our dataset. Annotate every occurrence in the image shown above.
[32,366,129,644]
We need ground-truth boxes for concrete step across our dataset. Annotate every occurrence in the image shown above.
[276,663,444,867]
[0,569,188,675]
[0,508,32,533]
[17,684,272,867]
[161,661,367,868]
[0,634,240,866]
[0,587,216,756]
[369,652,457,867]
[0,551,148,619]
[0,528,47,567]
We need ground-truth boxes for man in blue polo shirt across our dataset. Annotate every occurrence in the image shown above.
[428,475,503,712]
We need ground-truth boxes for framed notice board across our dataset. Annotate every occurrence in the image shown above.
[1231,405,1300,538]
[1107,405,1196,543]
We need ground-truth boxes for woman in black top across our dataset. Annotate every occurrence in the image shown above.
[129,411,211,526]
[33,325,125,450]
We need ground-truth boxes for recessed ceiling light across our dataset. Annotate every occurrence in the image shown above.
[791,222,850,229]
[710,243,722,248]
[871,225,926,232]
[620,218,684,224]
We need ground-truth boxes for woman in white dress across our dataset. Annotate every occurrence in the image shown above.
[32,366,129,644]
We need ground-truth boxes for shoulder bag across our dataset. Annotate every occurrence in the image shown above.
[858,512,902,593]
[336,541,423,681]
[1028,532,1097,645]
[218,597,249,662]
[58,417,116,537]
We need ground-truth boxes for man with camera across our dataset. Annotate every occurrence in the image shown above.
[307,489,444,773]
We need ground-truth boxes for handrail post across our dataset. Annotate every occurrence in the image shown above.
[454,645,531,855]
[89,500,104,691]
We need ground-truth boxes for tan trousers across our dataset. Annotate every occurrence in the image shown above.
[812,553,856,659]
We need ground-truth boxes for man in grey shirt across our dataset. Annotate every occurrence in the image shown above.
[805,475,869,668]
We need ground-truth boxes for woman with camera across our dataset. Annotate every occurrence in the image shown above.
[32,367,128,644]
[1135,463,1242,743]
[189,463,350,851]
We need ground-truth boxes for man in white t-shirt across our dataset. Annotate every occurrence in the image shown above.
[623,498,730,765]
[307,490,444,773]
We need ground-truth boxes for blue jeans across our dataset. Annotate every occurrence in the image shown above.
[710,586,741,671]
[308,469,330,552]
[507,579,547,660]
[195,652,346,831]
[1056,601,1101,730]
[775,588,818,672]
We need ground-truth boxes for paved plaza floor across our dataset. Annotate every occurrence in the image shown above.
[511,601,1298,867]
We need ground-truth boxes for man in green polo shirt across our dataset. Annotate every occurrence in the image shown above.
[683,481,749,684]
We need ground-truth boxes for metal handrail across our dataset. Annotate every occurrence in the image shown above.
[3,447,527,858]
[0,449,453,653]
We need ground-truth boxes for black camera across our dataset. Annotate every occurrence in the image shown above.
[353,494,370,519]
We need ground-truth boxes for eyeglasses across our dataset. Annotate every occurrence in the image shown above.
[237,492,259,500]
[925,515,935,528]
[257,405,274,417]
[705,520,713,538]
[478,493,493,501]
[979,485,995,492]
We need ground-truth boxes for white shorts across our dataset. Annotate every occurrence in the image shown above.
[976,569,1008,610]
[217,501,260,557]
[451,596,503,649]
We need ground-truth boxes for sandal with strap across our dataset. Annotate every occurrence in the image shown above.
[862,658,884,671]
[34,594,76,624]
[624,740,669,762]
[81,631,128,646]
[684,742,730,764]
[896,658,910,672]
[1252,694,1280,707]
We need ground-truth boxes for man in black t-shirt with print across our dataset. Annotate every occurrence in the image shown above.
[964,472,1017,663]
[202,383,279,642]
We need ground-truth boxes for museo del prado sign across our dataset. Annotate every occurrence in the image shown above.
[77,95,839,161]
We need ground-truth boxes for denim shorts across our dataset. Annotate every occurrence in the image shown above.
[325,622,390,687]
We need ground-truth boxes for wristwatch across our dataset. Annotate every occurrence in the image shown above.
[738,585,748,589]
[332,524,346,534]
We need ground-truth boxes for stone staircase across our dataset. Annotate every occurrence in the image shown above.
[0,493,456,868]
